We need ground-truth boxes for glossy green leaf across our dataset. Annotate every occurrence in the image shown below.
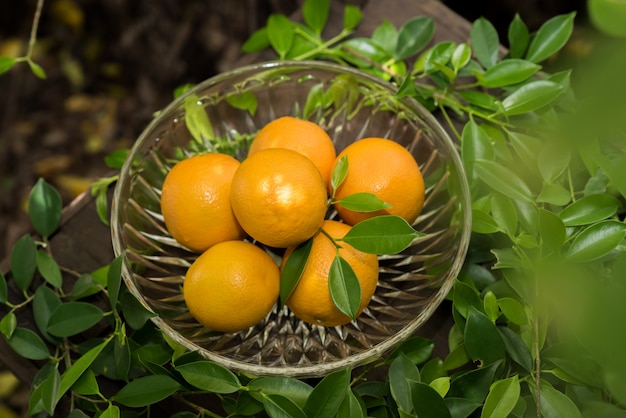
[559,194,621,226]
[39,366,61,415]
[338,389,365,418]
[330,155,348,194]
[10,234,37,291]
[107,254,123,310]
[225,91,258,115]
[459,90,499,111]
[388,336,435,365]
[430,377,451,398]
[424,41,455,74]
[71,369,100,396]
[303,367,350,418]
[28,60,47,79]
[481,59,541,88]
[341,37,389,65]
[71,273,102,299]
[470,17,500,68]
[303,0,329,35]
[566,220,626,263]
[445,397,482,418]
[176,360,241,393]
[372,19,398,52]
[248,376,313,409]
[263,394,307,418]
[512,199,539,236]
[33,286,62,344]
[267,14,295,58]
[280,238,313,306]
[448,361,502,404]
[57,338,110,400]
[452,43,472,73]
[112,375,181,407]
[329,255,361,319]
[410,381,451,418]
[242,27,270,53]
[453,279,483,319]
[443,343,470,372]
[389,354,421,412]
[183,94,214,144]
[67,409,90,418]
[481,375,520,418]
[336,192,391,212]
[472,209,500,234]
[508,132,541,171]
[47,302,105,337]
[475,160,533,203]
[6,327,50,360]
[119,291,156,330]
[0,312,16,339]
[0,56,17,75]
[464,307,506,365]
[28,178,62,238]
[36,251,62,288]
[491,194,518,238]
[491,248,524,270]
[502,80,564,115]
[538,384,582,418]
[461,121,495,184]
[99,405,120,418]
[498,326,533,372]
[0,271,7,304]
[508,14,530,58]
[526,12,576,63]
[341,215,422,254]
[538,142,571,183]
[539,208,566,254]
[343,5,363,31]
[483,291,499,322]
[537,183,571,206]
[497,298,527,326]
[395,16,435,60]
[103,148,128,169]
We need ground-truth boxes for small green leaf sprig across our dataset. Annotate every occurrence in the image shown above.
[280,154,423,320]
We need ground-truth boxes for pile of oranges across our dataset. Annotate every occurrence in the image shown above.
[160,116,425,332]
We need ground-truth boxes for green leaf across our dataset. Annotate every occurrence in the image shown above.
[472,209,500,234]
[47,302,105,337]
[445,397,482,418]
[459,90,499,111]
[0,271,7,304]
[497,298,528,326]
[267,14,294,59]
[451,43,472,73]
[0,56,17,75]
[303,367,350,418]
[481,375,520,418]
[508,132,542,171]
[448,361,502,404]
[526,12,576,63]
[480,59,541,88]
[242,27,270,53]
[226,91,258,115]
[303,0,330,35]
[424,41,455,74]
[395,16,435,60]
[99,405,120,418]
[6,327,50,360]
[498,326,533,372]
[71,369,100,395]
[538,142,571,183]
[68,409,90,418]
[474,160,533,203]
[566,220,626,263]
[36,251,62,288]
[501,80,564,115]
[0,312,17,339]
[338,389,365,418]
[329,255,361,320]
[508,14,530,58]
[430,377,451,398]
[71,273,102,299]
[490,194,518,237]
[372,19,398,52]
[389,354,421,413]
[112,375,181,407]
[248,376,313,409]
[341,215,422,254]
[28,178,62,238]
[539,208,566,254]
[462,121,495,182]
[176,360,241,393]
[107,254,123,310]
[280,238,313,306]
[453,279,483,319]
[470,17,500,68]
[483,291,499,322]
[119,291,156,330]
[464,307,506,365]
[263,394,307,418]
[343,5,363,31]
[559,194,621,226]
[410,381,451,418]
[336,192,391,212]
[33,286,62,344]
[388,336,435,365]
[330,155,349,194]
[184,94,214,144]
[27,59,47,79]
[57,338,110,400]
[10,234,37,291]
[104,148,128,169]
[538,384,582,418]
[537,183,571,206]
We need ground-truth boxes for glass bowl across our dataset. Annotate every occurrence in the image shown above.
[111,60,472,378]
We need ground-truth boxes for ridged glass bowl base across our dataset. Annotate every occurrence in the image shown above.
[111,61,472,378]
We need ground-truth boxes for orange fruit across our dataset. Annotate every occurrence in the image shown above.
[248,116,337,185]
[284,220,379,327]
[160,153,245,252]
[331,137,425,226]
[183,240,280,333]
[230,148,328,248]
